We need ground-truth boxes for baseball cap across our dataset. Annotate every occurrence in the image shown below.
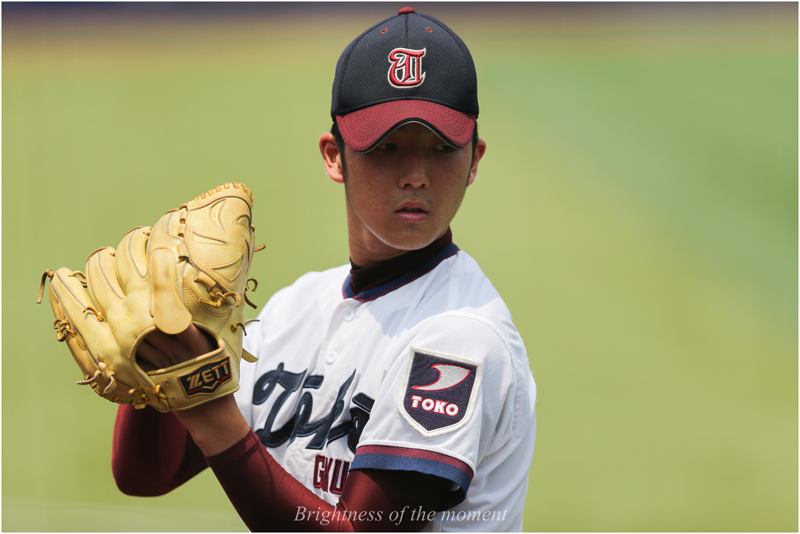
[331,7,479,152]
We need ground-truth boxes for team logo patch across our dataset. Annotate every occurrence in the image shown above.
[179,356,232,396]
[399,348,481,436]
[388,48,426,88]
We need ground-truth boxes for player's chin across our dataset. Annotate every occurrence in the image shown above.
[381,226,442,252]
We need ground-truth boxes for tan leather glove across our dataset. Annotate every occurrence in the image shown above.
[37,182,261,412]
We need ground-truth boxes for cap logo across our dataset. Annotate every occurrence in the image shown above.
[387,48,426,88]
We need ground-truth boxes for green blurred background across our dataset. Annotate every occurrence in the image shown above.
[3,2,797,531]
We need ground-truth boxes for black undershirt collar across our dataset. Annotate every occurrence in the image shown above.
[344,228,457,301]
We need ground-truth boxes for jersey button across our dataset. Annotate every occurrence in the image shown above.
[344,309,355,322]
[325,350,337,363]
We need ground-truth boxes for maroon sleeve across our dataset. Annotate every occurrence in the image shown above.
[205,430,451,532]
[112,405,208,496]
[112,406,449,530]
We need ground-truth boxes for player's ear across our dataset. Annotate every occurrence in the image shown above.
[319,133,345,184]
[467,138,487,187]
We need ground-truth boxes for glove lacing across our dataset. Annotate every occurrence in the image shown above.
[127,383,168,410]
[53,318,86,349]
[241,278,257,309]
[231,319,260,336]
[76,356,117,395]
[36,269,56,304]
[199,289,242,308]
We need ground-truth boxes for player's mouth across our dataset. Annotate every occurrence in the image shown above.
[395,201,429,222]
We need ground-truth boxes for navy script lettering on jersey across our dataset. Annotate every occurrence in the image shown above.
[253,363,374,452]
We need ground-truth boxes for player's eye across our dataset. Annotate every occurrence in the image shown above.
[376,142,398,151]
[434,144,457,154]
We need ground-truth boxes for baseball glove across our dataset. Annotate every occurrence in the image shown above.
[37,182,262,412]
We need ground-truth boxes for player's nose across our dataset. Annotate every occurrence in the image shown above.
[397,155,430,190]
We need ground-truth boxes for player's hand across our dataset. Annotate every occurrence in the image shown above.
[136,325,251,456]
[136,325,216,372]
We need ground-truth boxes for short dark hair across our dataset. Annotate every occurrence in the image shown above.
[330,121,480,166]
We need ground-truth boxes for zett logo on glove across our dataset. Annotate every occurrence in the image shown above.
[179,356,233,396]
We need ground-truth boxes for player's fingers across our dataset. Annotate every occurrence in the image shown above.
[176,324,218,356]
[137,326,214,371]
[136,330,191,372]
[135,337,169,372]
[114,226,150,293]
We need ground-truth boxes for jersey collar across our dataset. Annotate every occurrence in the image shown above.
[343,234,459,302]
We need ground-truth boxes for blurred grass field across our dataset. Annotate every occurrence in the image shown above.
[3,3,797,532]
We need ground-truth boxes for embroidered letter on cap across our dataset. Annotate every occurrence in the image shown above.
[388,48,426,88]
[399,348,482,436]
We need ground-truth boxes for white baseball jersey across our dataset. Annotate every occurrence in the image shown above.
[235,245,537,531]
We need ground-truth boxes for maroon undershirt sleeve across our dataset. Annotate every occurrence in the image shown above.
[204,430,352,532]
[112,405,208,496]
[112,407,445,531]
[205,429,444,532]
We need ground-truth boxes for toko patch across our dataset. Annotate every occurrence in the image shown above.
[399,348,482,436]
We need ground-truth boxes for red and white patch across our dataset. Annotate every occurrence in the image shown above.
[398,347,482,436]
[387,48,426,88]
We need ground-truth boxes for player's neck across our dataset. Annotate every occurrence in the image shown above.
[347,236,406,268]
[348,228,453,295]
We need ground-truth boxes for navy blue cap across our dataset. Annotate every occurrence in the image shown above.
[331,7,479,152]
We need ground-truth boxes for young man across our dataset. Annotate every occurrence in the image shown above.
[114,8,537,531]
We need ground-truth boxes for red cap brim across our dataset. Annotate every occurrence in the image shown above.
[336,100,476,152]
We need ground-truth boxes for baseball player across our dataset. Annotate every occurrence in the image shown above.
[112,8,537,531]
